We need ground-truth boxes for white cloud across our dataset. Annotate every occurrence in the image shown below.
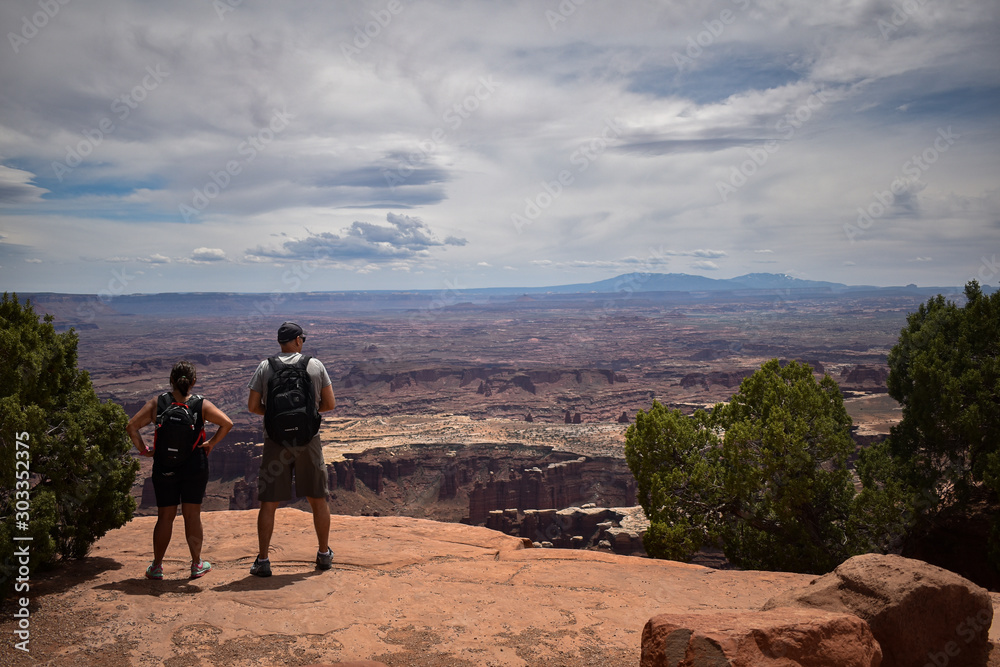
[191,248,227,262]
[0,0,996,291]
[692,260,720,271]
[140,254,171,264]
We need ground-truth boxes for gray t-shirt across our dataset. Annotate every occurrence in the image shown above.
[247,352,332,409]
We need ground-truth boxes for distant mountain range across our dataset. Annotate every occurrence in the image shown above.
[542,272,854,293]
[462,272,961,296]
[21,274,984,320]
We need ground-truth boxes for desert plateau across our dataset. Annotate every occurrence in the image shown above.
[5,283,999,665]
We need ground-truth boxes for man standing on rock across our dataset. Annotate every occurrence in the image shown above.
[246,321,337,576]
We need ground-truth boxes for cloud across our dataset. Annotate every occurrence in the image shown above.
[0,165,48,204]
[527,250,727,272]
[691,260,720,271]
[0,1,996,291]
[142,254,171,264]
[191,247,227,262]
[247,213,467,263]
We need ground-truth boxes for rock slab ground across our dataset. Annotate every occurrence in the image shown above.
[2,509,999,666]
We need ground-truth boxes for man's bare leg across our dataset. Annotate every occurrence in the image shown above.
[257,501,280,559]
[307,496,330,554]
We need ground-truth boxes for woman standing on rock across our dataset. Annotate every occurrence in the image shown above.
[127,360,233,580]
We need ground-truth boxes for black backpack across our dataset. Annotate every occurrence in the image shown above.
[154,393,205,467]
[264,356,320,447]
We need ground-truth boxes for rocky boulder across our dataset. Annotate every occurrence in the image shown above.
[641,607,882,666]
[763,553,994,667]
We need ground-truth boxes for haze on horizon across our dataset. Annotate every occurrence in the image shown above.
[1,0,998,295]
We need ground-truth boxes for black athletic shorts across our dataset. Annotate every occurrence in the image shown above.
[152,449,209,506]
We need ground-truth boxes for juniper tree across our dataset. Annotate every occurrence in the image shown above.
[857,281,1000,566]
[0,293,138,594]
[627,359,859,574]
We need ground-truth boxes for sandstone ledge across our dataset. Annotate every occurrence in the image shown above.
[5,509,999,666]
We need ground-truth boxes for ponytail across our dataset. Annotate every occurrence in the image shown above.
[170,360,197,395]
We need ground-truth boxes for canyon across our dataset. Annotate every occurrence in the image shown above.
[22,289,969,565]
[10,285,1000,664]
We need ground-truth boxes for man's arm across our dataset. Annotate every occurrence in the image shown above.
[318,384,336,413]
[247,389,265,416]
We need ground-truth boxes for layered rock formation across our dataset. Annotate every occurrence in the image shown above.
[336,363,641,421]
[485,504,648,555]
[465,452,636,524]
[840,364,891,392]
[211,441,638,534]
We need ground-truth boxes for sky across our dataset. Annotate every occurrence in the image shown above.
[1,0,998,294]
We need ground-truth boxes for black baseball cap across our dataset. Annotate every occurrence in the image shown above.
[277,321,305,344]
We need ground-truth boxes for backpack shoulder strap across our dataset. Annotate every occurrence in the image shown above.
[156,392,172,417]
[297,355,312,370]
[267,356,284,373]
[188,395,206,445]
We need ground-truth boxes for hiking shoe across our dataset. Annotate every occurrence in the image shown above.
[316,548,333,571]
[190,559,212,579]
[145,563,163,580]
[250,556,271,577]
